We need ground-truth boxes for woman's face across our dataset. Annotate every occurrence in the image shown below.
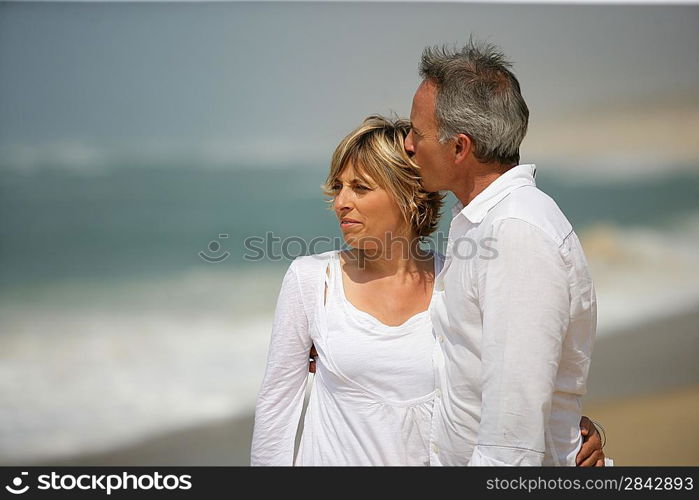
[331,161,410,251]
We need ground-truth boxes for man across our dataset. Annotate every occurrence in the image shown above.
[403,40,603,466]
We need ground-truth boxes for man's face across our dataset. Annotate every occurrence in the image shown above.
[405,80,453,192]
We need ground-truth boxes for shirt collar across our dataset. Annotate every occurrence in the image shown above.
[451,164,537,223]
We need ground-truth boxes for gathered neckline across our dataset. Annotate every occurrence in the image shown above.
[332,250,438,330]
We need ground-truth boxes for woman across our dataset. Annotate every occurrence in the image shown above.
[250,116,604,466]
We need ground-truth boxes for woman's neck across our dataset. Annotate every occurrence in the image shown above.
[343,238,432,277]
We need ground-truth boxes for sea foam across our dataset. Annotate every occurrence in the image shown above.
[0,266,280,463]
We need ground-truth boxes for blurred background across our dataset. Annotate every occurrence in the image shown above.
[1,0,697,466]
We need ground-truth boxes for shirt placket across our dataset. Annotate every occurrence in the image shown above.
[428,213,469,465]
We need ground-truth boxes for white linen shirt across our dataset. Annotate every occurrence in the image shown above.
[428,164,597,466]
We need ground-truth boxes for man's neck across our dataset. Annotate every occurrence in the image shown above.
[452,162,516,206]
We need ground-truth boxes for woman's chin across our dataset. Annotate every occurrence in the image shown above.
[342,241,383,255]
[341,236,360,249]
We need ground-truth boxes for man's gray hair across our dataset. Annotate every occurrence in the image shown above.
[419,39,529,165]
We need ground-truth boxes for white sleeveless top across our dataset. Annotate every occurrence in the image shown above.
[251,250,445,466]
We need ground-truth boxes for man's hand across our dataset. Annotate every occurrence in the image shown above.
[576,416,606,466]
[308,344,318,374]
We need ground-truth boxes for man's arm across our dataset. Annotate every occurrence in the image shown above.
[578,416,606,466]
[470,218,572,466]
[309,344,318,373]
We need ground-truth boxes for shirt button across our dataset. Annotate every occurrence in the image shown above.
[435,388,442,398]
[431,443,439,454]
[437,335,444,343]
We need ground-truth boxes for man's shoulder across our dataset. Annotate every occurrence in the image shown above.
[487,185,573,247]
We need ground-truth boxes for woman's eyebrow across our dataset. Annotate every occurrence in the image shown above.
[351,177,371,185]
[336,178,365,185]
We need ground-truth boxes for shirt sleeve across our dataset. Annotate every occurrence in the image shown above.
[250,259,313,466]
[470,218,571,466]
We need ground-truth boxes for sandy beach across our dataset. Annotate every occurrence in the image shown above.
[41,415,255,467]
[585,386,699,466]
[25,308,699,467]
[583,308,699,466]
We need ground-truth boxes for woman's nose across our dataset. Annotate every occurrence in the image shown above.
[334,187,352,211]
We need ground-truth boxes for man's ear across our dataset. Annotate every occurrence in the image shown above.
[453,133,472,164]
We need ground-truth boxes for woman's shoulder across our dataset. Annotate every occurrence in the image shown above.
[283,251,338,314]
[288,250,338,279]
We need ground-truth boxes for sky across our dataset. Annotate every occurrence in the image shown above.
[1,1,698,170]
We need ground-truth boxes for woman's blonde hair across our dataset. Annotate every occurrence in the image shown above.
[324,115,444,239]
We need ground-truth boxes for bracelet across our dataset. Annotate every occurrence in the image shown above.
[590,418,607,449]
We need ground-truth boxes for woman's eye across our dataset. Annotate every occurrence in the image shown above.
[355,185,370,191]
[331,184,342,191]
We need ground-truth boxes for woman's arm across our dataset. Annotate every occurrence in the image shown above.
[250,260,313,465]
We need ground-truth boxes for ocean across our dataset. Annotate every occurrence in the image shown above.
[1,164,698,463]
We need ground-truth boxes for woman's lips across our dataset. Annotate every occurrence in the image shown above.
[340,218,362,228]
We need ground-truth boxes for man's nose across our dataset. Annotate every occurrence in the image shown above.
[404,130,415,155]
